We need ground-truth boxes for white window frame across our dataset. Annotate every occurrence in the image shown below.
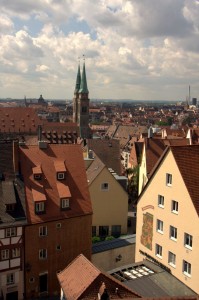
[168,251,176,267]
[5,227,16,237]
[101,182,109,191]
[166,173,172,186]
[183,260,191,277]
[39,249,47,260]
[12,248,20,258]
[157,219,164,234]
[7,273,14,285]
[39,226,47,237]
[61,198,69,209]
[184,233,193,249]
[170,225,177,241]
[1,249,9,260]
[35,202,45,213]
[171,200,178,214]
[155,244,162,258]
[57,172,65,180]
[158,195,164,208]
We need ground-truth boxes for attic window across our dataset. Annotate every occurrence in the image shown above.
[32,166,42,180]
[61,198,70,210]
[35,202,45,214]
[57,172,65,180]
[6,204,15,212]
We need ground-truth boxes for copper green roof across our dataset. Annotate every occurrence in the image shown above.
[79,61,89,94]
[74,63,81,93]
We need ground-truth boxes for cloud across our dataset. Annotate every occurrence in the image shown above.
[0,0,199,100]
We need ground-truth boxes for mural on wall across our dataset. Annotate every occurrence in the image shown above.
[140,212,153,250]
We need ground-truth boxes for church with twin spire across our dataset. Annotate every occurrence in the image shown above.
[73,58,91,139]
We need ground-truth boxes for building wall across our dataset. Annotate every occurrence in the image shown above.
[135,150,199,294]
[90,168,128,236]
[138,144,147,195]
[92,244,135,271]
[24,214,92,299]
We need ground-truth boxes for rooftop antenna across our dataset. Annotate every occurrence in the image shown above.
[189,85,191,106]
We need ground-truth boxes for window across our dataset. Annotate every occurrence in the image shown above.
[82,106,87,113]
[92,226,96,237]
[57,172,65,180]
[99,226,109,238]
[158,195,164,208]
[111,225,121,238]
[183,260,191,276]
[7,273,14,285]
[166,173,172,186]
[157,219,164,234]
[1,249,9,260]
[56,223,61,228]
[61,198,69,209]
[12,248,20,258]
[6,204,15,212]
[35,202,45,214]
[184,233,193,249]
[29,277,35,283]
[101,183,109,191]
[171,200,178,213]
[56,245,61,251]
[170,226,177,240]
[39,249,47,260]
[39,226,47,237]
[34,174,41,180]
[155,244,162,258]
[168,251,176,267]
[5,227,16,237]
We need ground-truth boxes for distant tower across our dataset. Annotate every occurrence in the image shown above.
[73,56,90,138]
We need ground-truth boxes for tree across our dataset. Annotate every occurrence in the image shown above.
[126,166,139,205]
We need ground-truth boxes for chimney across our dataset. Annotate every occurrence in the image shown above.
[13,140,19,175]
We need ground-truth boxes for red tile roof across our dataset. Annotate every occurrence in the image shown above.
[57,254,141,300]
[171,145,199,216]
[19,144,92,224]
[0,107,43,133]
[32,185,47,202]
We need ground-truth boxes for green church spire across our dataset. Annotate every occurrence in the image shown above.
[79,56,89,94]
[74,59,81,94]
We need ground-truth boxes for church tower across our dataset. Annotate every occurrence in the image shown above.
[73,57,90,138]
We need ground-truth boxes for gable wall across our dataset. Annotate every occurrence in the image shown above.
[135,149,199,293]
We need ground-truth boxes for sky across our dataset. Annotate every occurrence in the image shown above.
[1,0,199,101]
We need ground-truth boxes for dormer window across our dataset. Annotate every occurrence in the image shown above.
[33,166,42,180]
[35,202,45,214]
[57,172,65,180]
[54,161,66,180]
[32,186,46,215]
[61,198,70,210]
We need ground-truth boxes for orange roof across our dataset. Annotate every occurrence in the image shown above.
[0,107,43,133]
[54,161,66,173]
[32,185,47,202]
[57,254,141,300]
[19,144,92,224]
[32,165,42,174]
[57,182,71,198]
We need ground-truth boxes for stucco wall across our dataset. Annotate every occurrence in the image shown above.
[90,167,128,235]
[92,243,135,271]
[136,150,199,294]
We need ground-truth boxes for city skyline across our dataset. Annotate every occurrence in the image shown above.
[1,0,199,101]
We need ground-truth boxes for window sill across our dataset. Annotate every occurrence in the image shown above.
[170,237,177,242]
[171,211,178,215]
[158,205,164,209]
[157,230,164,235]
[156,254,162,259]
[185,245,192,251]
[183,271,191,278]
[169,263,176,268]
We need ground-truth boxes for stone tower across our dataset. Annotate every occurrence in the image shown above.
[73,58,90,138]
